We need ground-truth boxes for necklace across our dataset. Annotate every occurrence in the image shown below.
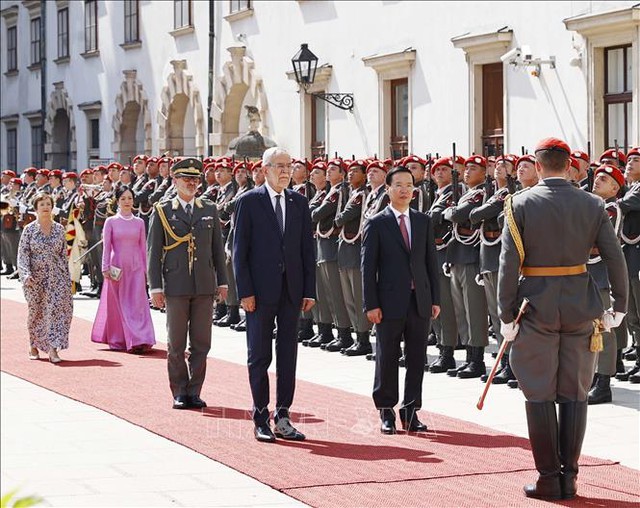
[119,212,135,221]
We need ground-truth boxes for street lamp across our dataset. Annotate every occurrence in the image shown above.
[291,43,354,112]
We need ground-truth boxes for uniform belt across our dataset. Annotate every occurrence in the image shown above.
[521,264,587,276]
[435,238,444,245]
[483,231,501,239]
[457,227,475,236]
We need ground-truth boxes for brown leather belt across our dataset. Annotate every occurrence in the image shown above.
[435,238,445,245]
[590,247,600,256]
[483,231,501,239]
[457,227,476,236]
[521,264,587,277]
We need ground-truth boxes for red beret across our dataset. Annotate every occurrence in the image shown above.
[312,161,328,171]
[49,169,63,178]
[62,171,77,179]
[627,147,640,159]
[516,154,536,166]
[487,156,496,163]
[132,154,148,164]
[453,155,466,165]
[2,170,16,177]
[79,169,93,177]
[293,158,312,172]
[366,160,387,173]
[465,155,487,168]
[159,156,172,166]
[251,160,263,171]
[348,159,368,171]
[599,149,627,166]
[327,158,345,171]
[571,150,590,163]
[535,137,571,155]
[216,161,233,171]
[10,177,22,185]
[204,162,216,173]
[496,154,517,165]
[383,158,393,167]
[107,162,123,172]
[595,164,625,188]
[94,165,108,174]
[36,169,50,177]
[402,155,426,167]
[146,157,159,165]
[233,162,249,174]
[23,167,38,176]
[431,157,454,174]
[569,156,580,171]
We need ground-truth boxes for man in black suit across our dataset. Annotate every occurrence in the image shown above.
[362,166,440,434]
[233,147,316,443]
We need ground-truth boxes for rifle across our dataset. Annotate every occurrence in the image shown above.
[483,173,495,202]
[451,143,460,203]
[506,173,517,194]
[426,154,436,208]
[586,166,594,192]
[615,139,621,168]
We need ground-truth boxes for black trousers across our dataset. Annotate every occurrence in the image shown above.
[246,274,300,425]
[373,292,429,421]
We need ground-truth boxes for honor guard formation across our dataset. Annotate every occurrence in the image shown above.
[2,146,640,408]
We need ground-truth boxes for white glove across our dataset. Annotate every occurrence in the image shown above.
[500,320,520,342]
[19,204,27,214]
[602,309,625,331]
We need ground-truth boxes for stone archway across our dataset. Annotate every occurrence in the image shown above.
[210,47,270,156]
[157,60,205,156]
[44,81,76,170]
[112,70,152,161]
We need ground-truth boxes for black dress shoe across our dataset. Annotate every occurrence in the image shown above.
[273,418,305,441]
[188,396,207,409]
[172,395,190,410]
[380,419,397,435]
[401,418,428,432]
[507,379,519,389]
[254,424,276,443]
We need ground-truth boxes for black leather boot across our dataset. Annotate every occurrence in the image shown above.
[588,374,612,404]
[212,302,227,324]
[307,323,334,348]
[324,327,353,352]
[429,346,456,373]
[523,401,562,500]
[482,353,507,382]
[297,318,315,342]
[215,305,241,327]
[623,345,637,361]
[616,349,625,374]
[492,355,516,384]
[427,331,438,346]
[447,346,470,376]
[231,317,246,331]
[457,346,487,379]
[617,346,640,381]
[342,332,372,356]
[1,263,14,275]
[558,401,588,499]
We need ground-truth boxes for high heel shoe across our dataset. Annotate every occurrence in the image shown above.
[28,347,39,360]
[48,349,62,364]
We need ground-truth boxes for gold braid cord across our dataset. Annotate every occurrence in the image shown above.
[590,319,605,352]
[504,194,525,272]
[155,204,195,274]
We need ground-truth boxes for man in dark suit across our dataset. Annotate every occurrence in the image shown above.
[498,138,628,500]
[147,158,228,410]
[233,147,316,443]
[362,166,440,435]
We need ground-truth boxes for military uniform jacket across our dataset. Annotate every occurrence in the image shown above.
[293,181,316,202]
[363,185,389,225]
[149,177,173,205]
[618,182,640,279]
[498,178,628,325]
[469,186,510,274]
[147,197,228,297]
[429,184,456,272]
[224,182,256,255]
[335,184,368,269]
[311,181,349,263]
[135,175,163,215]
[443,184,484,265]
[216,181,239,238]
[587,197,622,290]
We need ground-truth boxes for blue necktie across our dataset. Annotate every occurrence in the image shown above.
[185,203,192,220]
[275,195,284,235]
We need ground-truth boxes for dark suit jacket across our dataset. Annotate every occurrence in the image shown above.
[147,197,228,297]
[233,184,316,306]
[361,206,440,320]
[498,178,628,325]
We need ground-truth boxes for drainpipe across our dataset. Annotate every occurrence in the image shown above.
[40,0,47,166]
[207,0,215,157]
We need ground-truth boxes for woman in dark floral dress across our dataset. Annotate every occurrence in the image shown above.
[17,193,73,363]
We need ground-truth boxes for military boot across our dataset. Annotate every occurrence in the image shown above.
[523,401,562,500]
[428,346,456,373]
[587,374,612,404]
[297,318,315,342]
[492,355,516,384]
[616,349,625,375]
[307,323,334,348]
[558,401,588,499]
[616,346,640,381]
[482,353,506,383]
[447,346,470,376]
[215,305,241,327]
[342,332,372,356]
[622,345,637,361]
[212,302,227,324]
[457,346,487,379]
[0,263,13,275]
[324,328,353,352]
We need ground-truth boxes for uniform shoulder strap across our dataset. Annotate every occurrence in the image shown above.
[504,194,525,272]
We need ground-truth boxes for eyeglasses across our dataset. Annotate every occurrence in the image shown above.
[266,163,293,173]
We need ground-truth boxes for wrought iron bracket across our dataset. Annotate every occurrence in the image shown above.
[309,91,354,112]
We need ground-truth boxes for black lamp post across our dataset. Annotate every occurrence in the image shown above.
[291,43,354,112]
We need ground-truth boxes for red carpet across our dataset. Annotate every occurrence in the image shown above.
[2,299,639,507]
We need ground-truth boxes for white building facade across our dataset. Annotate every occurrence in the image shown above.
[0,0,638,172]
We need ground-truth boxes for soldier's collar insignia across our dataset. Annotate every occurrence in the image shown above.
[171,198,180,210]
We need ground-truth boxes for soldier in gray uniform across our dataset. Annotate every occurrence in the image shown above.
[212,160,240,327]
[443,155,489,379]
[134,157,162,232]
[617,146,640,383]
[148,158,228,410]
[303,162,334,346]
[428,157,466,373]
[309,158,352,348]
[586,164,625,404]
[498,138,628,501]
[333,160,371,355]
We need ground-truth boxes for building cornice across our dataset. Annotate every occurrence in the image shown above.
[451,26,513,53]
[564,5,640,37]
